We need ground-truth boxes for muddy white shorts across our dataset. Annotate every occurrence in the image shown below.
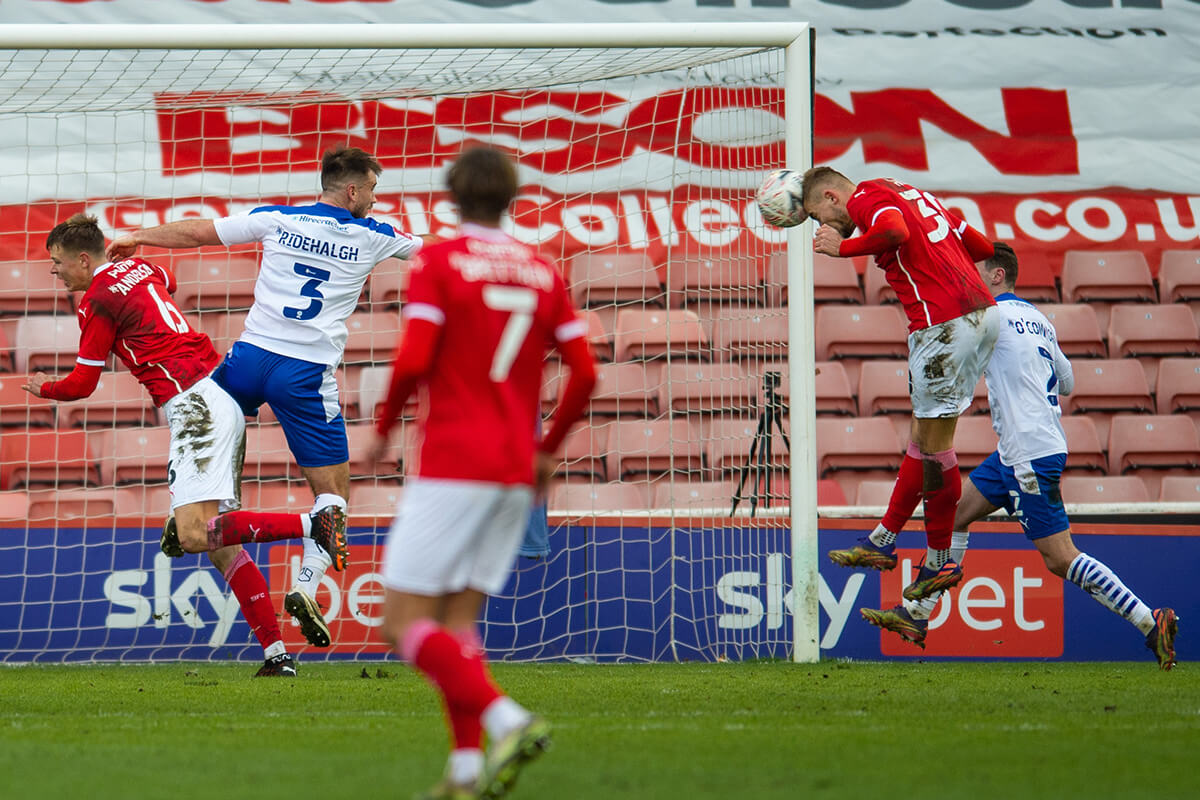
[382,478,534,596]
[908,305,1002,419]
[163,376,246,512]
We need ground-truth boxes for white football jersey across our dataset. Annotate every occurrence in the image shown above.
[985,293,1075,465]
[214,203,421,365]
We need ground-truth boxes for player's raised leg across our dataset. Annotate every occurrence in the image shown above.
[1043,531,1178,671]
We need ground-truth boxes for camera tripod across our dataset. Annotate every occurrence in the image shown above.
[730,370,791,516]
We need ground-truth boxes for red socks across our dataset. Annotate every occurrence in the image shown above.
[403,621,500,750]
[223,549,283,649]
[881,442,924,533]
[922,450,961,550]
[207,511,304,550]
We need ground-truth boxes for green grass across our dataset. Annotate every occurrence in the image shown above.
[1,661,1196,799]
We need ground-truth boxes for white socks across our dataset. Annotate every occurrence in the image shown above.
[291,493,346,599]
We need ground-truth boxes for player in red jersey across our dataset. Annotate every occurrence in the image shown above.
[23,214,347,677]
[368,148,596,800]
[802,168,1002,602]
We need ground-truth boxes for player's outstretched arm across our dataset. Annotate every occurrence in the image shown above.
[829,209,909,258]
[22,363,102,401]
[107,219,222,261]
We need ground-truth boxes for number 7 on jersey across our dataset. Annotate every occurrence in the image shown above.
[482,285,538,382]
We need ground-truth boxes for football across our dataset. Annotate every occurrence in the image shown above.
[755,168,806,228]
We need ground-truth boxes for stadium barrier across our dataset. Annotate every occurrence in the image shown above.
[3,509,1195,663]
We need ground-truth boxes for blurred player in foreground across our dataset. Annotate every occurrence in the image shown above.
[26,214,346,676]
[368,147,596,800]
[862,243,1178,670]
[108,146,429,648]
[804,167,1002,602]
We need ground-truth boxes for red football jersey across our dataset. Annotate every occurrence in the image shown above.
[402,226,585,485]
[74,258,219,406]
[847,178,994,331]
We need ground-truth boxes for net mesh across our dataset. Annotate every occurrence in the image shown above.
[0,39,802,663]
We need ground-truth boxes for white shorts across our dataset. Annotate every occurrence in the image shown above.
[163,376,246,512]
[382,478,534,596]
[908,305,1001,418]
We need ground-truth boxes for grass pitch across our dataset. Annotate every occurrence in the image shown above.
[1,660,1196,799]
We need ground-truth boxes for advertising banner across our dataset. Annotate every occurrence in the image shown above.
[2,518,1195,663]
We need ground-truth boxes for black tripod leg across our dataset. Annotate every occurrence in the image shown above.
[730,415,765,515]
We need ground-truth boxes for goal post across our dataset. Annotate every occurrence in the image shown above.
[0,23,818,664]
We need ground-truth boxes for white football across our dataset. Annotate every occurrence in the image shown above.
[755,168,806,228]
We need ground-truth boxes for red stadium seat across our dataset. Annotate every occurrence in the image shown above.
[583,309,615,362]
[659,362,754,416]
[815,416,903,477]
[344,310,402,365]
[569,252,663,308]
[1158,251,1200,302]
[346,484,405,517]
[366,257,412,309]
[92,426,173,485]
[1155,358,1200,415]
[1060,416,1107,474]
[610,418,704,477]
[665,248,765,308]
[768,252,864,305]
[951,415,999,469]
[813,361,857,416]
[1108,304,1200,358]
[1061,250,1156,303]
[1039,304,1107,358]
[709,308,789,362]
[26,487,144,521]
[815,305,908,361]
[0,261,72,315]
[58,370,158,428]
[549,481,652,514]
[345,421,406,478]
[1060,475,1150,505]
[707,417,790,476]
[243,423,296,482]
[653,479,738,514]
[856,360,911,416]
[817,478,849,506]
[862,260,898,305]
[0,373,56,427]
[854,479,899,507]
[243,481,312,513]
[1107,414,1200,474]
[614,308,707,361]
[172,255,260,311]
[557,423,611,481]
[1008,250,1060,303]
[588,361,662,417]
[1158,475,1200,502]
[197,310,247,355]
[1060,358,1153,415]
[13,316,82,373]
[0,429,98,489]
[0,491,29,521]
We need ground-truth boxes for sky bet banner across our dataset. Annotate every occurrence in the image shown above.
[1,520,1196,663]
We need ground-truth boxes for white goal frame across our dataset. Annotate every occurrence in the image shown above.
[0,22,818,663]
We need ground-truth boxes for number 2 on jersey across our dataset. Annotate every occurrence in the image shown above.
[482,285,537,382]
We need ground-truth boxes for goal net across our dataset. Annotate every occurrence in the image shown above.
[0,23,816,664]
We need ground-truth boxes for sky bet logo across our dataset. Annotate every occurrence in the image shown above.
[880,549,1064,657]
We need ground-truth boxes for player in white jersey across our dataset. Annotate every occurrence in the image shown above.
[860,243,1179,670]
[107,146,431,648]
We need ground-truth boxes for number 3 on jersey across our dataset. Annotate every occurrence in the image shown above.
[283,262,331,321]
[482,285,537,382]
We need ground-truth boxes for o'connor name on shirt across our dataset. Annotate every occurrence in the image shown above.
[278,230,360,260]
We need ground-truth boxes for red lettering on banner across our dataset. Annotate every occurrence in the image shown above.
[878,549,1063,658]
[155,87,1072,177]
[816,88,1077,175]
[268,544,391,654]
